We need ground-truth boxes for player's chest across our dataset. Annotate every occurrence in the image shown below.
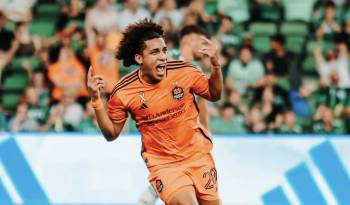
[127,82,190,115]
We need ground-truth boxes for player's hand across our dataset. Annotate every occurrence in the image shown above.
[87,66,106,101]
[198,36,221,68]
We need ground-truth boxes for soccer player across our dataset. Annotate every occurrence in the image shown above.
[138,25,212,205]
[87,19,222,205]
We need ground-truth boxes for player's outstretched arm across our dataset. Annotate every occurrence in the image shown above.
[198,36,223,101]
[87,66,125,141]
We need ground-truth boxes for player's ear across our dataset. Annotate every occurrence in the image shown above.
[135,54,143,65]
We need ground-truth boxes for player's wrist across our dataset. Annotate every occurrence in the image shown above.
[91,97,104,111]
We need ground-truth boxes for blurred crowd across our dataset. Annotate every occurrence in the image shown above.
[0,0,350,134]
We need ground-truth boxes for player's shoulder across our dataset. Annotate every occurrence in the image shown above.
[166,60,198,71]
[109,69,139,99]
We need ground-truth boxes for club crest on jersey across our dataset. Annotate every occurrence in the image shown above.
[139,91,148,110]
[172,85,184,100]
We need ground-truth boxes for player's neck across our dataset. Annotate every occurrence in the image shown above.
[139,68,163,85]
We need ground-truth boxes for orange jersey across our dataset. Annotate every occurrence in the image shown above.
[107,60,213,167]
[48,57,87,100]
[87,46,119,93]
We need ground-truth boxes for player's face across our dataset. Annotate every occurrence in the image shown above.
[140,38,167,84]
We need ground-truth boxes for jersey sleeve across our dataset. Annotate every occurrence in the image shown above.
[107,95,128,124]
[189,67,211,99]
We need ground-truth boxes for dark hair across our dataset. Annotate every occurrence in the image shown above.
[220,15,233,23]
[240,45,253,53]
[179,25,208,40]
[325,1,336,8]
[116,19,164,67]
[271,34,285,45]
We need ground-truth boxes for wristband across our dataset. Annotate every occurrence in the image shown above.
[91,98,104,110]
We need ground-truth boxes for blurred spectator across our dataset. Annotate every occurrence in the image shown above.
[316,86,350,117]
[48,38,87,101]
[85,0,119,44]
[31,69,50,106]
[159,17,177,49]
[282,0,316,22]
[313,105,345,133]
[276,110,303,133]
[77,101,99,132]
[185,0,210,24]
[0,11,19,83]
[314,43,350,88]
[15,10,40,57]
[251,86,289,131]
[86,32,119,93]
[10,86,49,132]
[315,1,341,41]
[147,0,160,18]
[215,15,242,58]
[210,102,247,134]
[182,11,200,27]
[0,0,35,22]
[118,0,151,30]
[56,0,85,37]
[43,90,84,131]
[153,0,182,30]
[251,0,284,22]
[289,81,314,117]
[264,34,296,81]
[10,103,34,132]
[0,103,8,131]
[176,25,210,127]
[247,105,268,133]
[218,0,250,24]
[225,45,265,95]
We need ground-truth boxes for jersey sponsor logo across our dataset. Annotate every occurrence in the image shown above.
[139,91,148,110]
[172,86,184,100]
[155,179,163,193]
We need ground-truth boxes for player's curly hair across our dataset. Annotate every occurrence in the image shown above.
[116,19,164,67]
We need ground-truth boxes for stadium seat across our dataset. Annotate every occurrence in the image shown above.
[252,36,271,53]
[302,55,317,75]
[204,0,218,15]
[281,22,308,54]
[249,22,277,53]
[249,22,277,36]
[29,20,56,37]
[306,40,318,54]
[35,3,60,21]
[9,57,40,71]
[3,21,17,32]
[1,93,22,111]
[281,22,308,36]
[285,36,305,54]
[2,73,29,90]
[276,77,290,91]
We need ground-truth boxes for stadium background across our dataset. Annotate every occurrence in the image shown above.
[0,0,350,204]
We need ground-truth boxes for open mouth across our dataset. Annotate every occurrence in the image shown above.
[156,64,166,75]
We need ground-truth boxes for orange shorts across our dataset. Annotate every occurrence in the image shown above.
[148,153,219,204]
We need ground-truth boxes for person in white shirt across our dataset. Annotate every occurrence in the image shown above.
[118,0,150,30]
[314,43,350,88]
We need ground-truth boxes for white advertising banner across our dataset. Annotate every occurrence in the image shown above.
[0,133,349,205]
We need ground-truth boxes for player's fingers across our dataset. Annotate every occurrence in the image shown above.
[88,66,93,78]
[96,83,105,90]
